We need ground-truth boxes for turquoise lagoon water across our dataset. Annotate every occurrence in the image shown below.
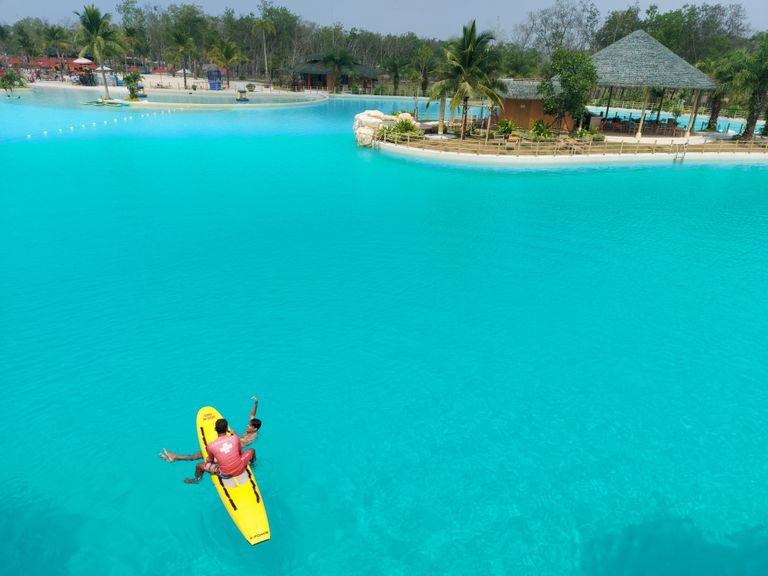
[2,90,768,575]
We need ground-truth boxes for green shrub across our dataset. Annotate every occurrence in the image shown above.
[0,70,26,93]
[495,118,518,137]
[574,127,589,139]
[123,71,143,100]
[531,119,553,138]
[572,126,606,141]
[378,118,424,139]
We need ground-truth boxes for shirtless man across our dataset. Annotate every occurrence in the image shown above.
[159,396,261,463]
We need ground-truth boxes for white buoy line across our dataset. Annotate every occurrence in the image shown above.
[25,106,184,140]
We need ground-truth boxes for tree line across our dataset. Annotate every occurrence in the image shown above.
[1,1,767,138]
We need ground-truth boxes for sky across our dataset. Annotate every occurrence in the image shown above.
[1,0,767,37]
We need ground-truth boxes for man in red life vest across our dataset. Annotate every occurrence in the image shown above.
[184,418,255,484]
[160,396,260,464]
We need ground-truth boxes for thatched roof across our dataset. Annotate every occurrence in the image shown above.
[499,79,543,100]
[295,61,377,80]
[592,30,715,90]
[499,78,565,100]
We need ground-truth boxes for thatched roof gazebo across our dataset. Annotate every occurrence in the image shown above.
[591,30,716,138]
[296,56,377,91]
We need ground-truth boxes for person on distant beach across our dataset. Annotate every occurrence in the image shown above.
[183,417,255,484]
[159,396,261,464]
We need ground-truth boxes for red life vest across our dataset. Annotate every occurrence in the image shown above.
[207,434,244,476]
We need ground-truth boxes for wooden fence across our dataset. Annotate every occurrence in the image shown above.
[376,133,768,158]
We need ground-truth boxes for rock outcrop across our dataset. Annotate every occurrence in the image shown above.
[353,109,397,147]
[353,109,430,146]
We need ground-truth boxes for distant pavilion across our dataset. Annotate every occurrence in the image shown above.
[591,30,716,138]
[296,57,377,92]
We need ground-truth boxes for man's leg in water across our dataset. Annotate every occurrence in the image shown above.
[159,448,203,462]
[242,449,256,467]
[184,461,215,484]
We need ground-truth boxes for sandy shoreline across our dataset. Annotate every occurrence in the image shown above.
[30,78,328,108]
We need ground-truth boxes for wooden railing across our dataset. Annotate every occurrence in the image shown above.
[375,133,768,158]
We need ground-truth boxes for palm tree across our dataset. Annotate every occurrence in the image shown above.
[167,28,195,89]
[319,48,354,92]
[384,55,409,95]
[413,44,435,97]
[75,5,124,99]
[15,26,39,61]
[428,61,457,135]
[208,37,246,88]
[43,25,70,82]
[697,52,741,132]
[429,20,504,139]
[252,17,275,81]
[122,25,142,75]
[733,33,768,141]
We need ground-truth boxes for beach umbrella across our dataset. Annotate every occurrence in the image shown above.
[73,57,93,65]
[175,69,194,76]
[95,66,112,72]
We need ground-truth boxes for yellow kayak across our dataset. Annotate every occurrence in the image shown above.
[196,406,270,545]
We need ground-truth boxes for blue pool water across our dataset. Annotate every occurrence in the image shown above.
[587,105,764,135]
[2,89,768,575]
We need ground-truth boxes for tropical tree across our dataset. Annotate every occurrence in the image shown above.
[384,55,409,95]
[253,17,275,80]
[123,70,143,99]
[430,20,504,139]
[75,5,124,99]
[167,28,195,89]
[43,25,70,82]
[499,43,540,77]
[208,37,246,88]
[413,44,435,97]
[428,58,457,135]
[14,24,40,61]
[0,70,26,95]
[733,33,768,140]
[697,53,740,131]
[538,47,597,131]
[593,5,644,50]
[319,48,354,92]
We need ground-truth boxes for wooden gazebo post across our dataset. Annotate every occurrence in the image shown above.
[685,90,702,139]
[655,88,666,123]
[635,88,650,139]
[485,104,494,145]
[604,86,614,119]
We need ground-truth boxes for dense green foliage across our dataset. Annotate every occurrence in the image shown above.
[378,118,424,139]
[430,20,503,139]
[0,69,25,93]
[539,48,597,130]
[75,4,124,98]
[123,70,142,99]
[530,119,554,138]
[495,119,518,137]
